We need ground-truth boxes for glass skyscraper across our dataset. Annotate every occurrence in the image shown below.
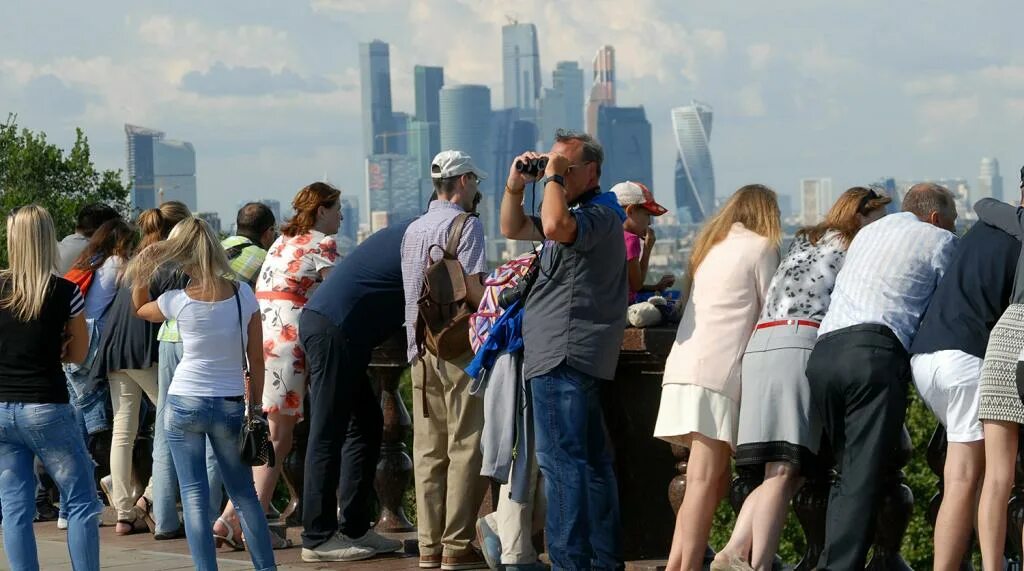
[125,124,197,213]
[597,106,652,192]
[439,85,492,177]
[360,40,394,157]
[671,101,715,224]
[412,65,444,177]
[539,61,584,148]
[502,23,541,111]
[366,154,422,231]
[125,124,161,212]
[586,46,616,137]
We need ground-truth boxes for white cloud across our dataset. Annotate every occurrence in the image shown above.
[918,96,980,125]
[978,65,1024,90]
[747,43,772,71]
[310,0,401,14]
[737,84,766,117]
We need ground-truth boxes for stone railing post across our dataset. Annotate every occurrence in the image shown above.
[370,336,414,533]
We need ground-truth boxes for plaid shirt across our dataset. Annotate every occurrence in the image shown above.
[157,236,268,343]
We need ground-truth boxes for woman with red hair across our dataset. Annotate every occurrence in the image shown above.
[213,182,341,548]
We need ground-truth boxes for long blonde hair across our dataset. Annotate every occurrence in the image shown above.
[137,201,192,250]
[1,205,60,321]
[125,217,234,298]
[688,184,782,276]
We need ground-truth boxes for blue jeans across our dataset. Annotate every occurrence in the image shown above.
[153,341,182,533]
[164,395,276,571]
[0,403,102,571]
[530,364,623,571]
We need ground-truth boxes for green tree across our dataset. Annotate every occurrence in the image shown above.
[0,114,130,265]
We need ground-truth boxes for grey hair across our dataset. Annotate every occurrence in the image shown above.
[901,182,957,219]
[554,129,603,177]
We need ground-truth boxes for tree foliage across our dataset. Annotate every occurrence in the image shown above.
[0,114,130,265]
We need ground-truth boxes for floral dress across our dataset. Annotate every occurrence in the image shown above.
[255,230,338,417]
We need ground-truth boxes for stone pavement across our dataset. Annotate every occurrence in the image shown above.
[3,523,422,570]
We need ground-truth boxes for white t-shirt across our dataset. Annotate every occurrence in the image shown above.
[83,256,124,321]
[157,282,259,397]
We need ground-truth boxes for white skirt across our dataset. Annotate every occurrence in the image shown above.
[654,384,739,449]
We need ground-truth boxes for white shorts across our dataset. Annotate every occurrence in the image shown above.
[911,350,984,443]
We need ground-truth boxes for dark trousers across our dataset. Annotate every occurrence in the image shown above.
[806,324,910,571]
[299,310,384,549]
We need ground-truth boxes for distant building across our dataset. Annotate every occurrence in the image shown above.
[490,109,538,254]
[502,22,541,110]
[671,102,715,225]
[597,106,652,192]
[978,157,1004,203]
[366,154,422,232]
[387,111,410,155]
[539,61,584,148]
[800,178,834,225]
[412,65,444,176]
[196,212,222,235]
[440,84,492,187]
[125,124,196,213]
[360,40,395,157]
[586,46,616,137]
[340,196,359,242]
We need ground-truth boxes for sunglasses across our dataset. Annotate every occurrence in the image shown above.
[857,189,881,214]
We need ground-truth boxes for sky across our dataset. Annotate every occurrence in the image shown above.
[3,0,1023,224]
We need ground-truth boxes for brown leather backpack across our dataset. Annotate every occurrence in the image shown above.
[415,212,484,361]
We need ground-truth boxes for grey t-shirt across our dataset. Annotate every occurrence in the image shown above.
[57,233,89,275]
[522,201,628,381]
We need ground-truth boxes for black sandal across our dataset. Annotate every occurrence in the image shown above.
[114,511,147,536]
[136,496,156,534]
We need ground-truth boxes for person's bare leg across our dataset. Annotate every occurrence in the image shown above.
[978,421,1016,571]
[715,483,760,563]
[934,440,984,571]
[215,412,297,537]
[667,434,732,571]
[750,462,804,571]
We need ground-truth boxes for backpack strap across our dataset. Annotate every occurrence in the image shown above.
[444,212,476,259]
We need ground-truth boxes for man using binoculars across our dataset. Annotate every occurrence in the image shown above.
[499,129,628,570]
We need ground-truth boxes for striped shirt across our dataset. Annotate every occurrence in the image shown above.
[819,212,957,350]
[401,201,487,363]
[222,235,268,287]
[69,286,85,317]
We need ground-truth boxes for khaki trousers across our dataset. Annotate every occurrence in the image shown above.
[412,353,487,557]
[108,366,159,520]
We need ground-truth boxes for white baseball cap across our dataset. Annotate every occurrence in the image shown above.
[430,150,488,180]
[610,181,668,215]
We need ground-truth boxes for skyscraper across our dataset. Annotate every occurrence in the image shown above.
[491,109,538,231]
[978,157,1004,202]
[365,154,422,232]
[154,138,197,211]
[125,124,162,212]
[388,112,410,155]
[502,22,541,111]
[800,178,834,225]
[413,66,444,173]
[126,124,197,213]
[586,46,616,137]
[539,61,584,148]
[440,85,492,177]
[671,101,715,224]
[597,106,652,191]
[360,40,394,157]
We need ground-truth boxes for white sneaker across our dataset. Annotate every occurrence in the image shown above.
[347,528,403,554]
[57,517,68,530]
[301,533,376,562]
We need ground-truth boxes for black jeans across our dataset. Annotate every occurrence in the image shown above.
[806,324,910,571]
[299,310,384,549]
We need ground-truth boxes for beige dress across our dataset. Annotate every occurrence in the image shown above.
[654,223,779,448]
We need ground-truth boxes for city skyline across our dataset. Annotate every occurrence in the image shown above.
[3,1,1021,226]
[671,101,715,224]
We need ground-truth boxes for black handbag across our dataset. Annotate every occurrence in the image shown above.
[232,283,275,467]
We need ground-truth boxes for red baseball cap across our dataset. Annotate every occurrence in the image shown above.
[610,181,668,216]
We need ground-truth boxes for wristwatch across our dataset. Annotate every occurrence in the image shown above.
[540,174,566,188]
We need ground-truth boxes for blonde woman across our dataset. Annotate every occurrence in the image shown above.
[712,188,890,570]
[127,217,277,571]
[654,185,782,571]
[91,200,190,535]
[215,183,340,545]
[0,205,102,570]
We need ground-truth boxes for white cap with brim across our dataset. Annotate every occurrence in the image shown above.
[430,150,488,180]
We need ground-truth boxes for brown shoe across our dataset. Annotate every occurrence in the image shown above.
[419,553,442,569]
[441,546,488,571]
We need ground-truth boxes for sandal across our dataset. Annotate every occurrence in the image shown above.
[114,510,148,536]
[135,496,156,534]
[269,526,293,550]
[213,517,245,551]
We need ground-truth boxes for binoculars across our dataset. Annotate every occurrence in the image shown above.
[515,157,548,177]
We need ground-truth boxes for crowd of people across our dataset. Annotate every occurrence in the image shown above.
[1,128,1024,571]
